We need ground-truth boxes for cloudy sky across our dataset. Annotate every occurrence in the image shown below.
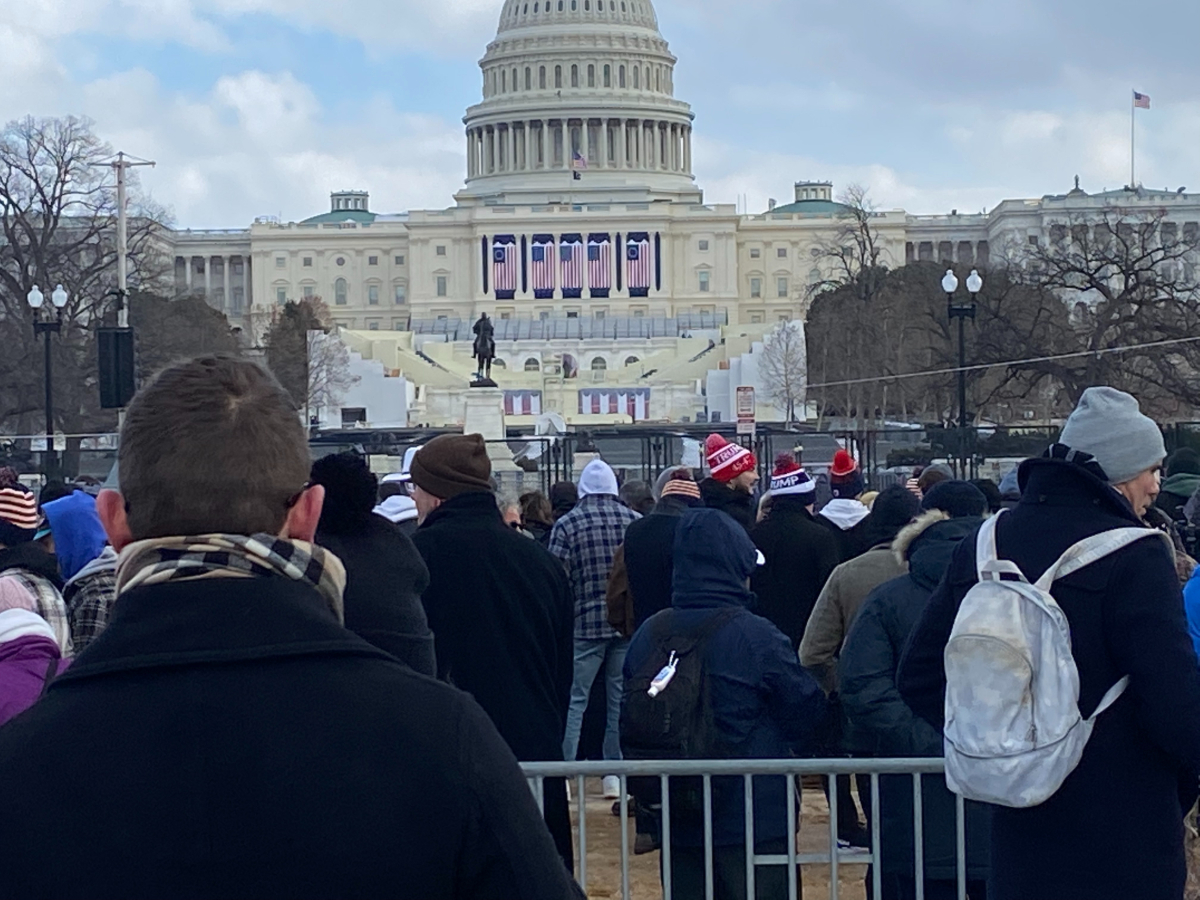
[2,0,1197,227]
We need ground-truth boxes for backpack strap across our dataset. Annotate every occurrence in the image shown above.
[1035,528,1171,591]
[975,511,1028,584]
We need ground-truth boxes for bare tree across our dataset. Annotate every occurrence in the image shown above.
[0,115,169,433]
[758,320,807,423]
[1015,207,1200,417]
[306,330,359,425]
[263,297,357,424]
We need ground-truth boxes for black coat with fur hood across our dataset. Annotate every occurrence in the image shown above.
[839,510,989,881]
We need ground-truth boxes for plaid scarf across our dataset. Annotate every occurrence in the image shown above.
[116,534,346,623]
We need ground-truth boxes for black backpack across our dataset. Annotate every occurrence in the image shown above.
[620,607,741,761]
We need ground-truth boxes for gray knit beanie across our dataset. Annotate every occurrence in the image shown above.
[1059,387,1165,485]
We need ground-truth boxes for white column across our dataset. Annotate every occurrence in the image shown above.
[581,118,590,167]
[541,121,550,170]
[670,124,678,171]
[524,122,532,171]
[203,256,211,296]
[185,256,193,289]
[466,131,473,177]
[599,119,608,168]
[618,121,627,168]
[506,124,515,173]
[684,126,692,173]
[244,256,252,308]
[223,255,231,309]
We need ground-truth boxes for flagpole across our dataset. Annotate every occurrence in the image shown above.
[1131,91,1136,187]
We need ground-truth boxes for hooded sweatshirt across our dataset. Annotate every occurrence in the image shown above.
[0,606,68,727]
[623,508,826,846]
[43,491,109,582]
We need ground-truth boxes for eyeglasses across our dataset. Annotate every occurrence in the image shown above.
[286,482,313,509]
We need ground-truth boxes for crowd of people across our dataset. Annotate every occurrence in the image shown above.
[2,357,1200,900]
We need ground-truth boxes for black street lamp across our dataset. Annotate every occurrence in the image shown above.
[27,284,68,479]
[942,268,983,477]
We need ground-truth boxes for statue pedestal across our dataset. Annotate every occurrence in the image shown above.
[462,388,519,479]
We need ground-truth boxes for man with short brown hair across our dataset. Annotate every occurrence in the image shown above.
[0,355,581,900]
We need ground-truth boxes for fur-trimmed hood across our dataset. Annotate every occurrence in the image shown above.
[892,510,950,565]
[892,511,983,592]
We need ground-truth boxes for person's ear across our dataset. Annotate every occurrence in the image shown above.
[96,490,134,551]
[282,484,325,542]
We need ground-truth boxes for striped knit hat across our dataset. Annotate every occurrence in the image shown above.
[659,469,701,501]
[769,454,815,498]
[0,468,39,544]
[704,434,757,484]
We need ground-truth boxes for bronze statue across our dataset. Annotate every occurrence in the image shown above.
[472,313,496,381]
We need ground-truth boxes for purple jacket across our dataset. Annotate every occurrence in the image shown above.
[0,611,69,728]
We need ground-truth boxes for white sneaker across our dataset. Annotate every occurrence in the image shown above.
[602,775,622,799]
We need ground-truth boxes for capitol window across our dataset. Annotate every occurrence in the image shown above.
[777,277,788,298]
[335,278,348,305]
[368,285,379,305]
[276,287,287,304]
[591,357,607,371]
[394,284,406,304]
[436,275,447,297]
[539,66,546,89]
[524,358,541,372]
[625,356,640,366]
[302,257,312,267]
[525,67,531,90]
[603,64,611,87]
[571,65,579,88]
[275,256,286,268]
[368,256,378,266]
[555,66,562,89]
[368,321,379,331]
[698,271,710,292]
[394,254,405,265]
[749,248,760,259]
[633,67,639,89]
[587,65,595,88]
[750,277,762,298]
[619,66,626,88]
[698,239,709,251]
[436,245,446,256]
[302,286,314,298]
[501,70,507,92]
[777,247,787,258]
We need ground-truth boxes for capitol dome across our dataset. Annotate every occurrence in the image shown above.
[459,0,699,204]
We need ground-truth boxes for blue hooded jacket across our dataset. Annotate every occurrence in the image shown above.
[43,491,108,582]
[623,508,827,846]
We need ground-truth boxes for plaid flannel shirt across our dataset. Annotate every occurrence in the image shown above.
[64,550,119,655]
[549,494,640,640]
[5,568,73,656]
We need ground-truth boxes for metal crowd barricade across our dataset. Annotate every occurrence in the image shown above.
[521,758,963,900]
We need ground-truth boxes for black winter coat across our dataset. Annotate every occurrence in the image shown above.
[412,491,576,866]
[750,496,842,650]
[839,513,990,881]
[699,477,755,533]
[0,574,582,899]
[316,514,436,677]
[897,457,1200,900]
[623,494,697,630]
[814,509,871,562]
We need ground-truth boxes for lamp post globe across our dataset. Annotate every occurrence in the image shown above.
[941,269,959,296]
[27,285,44,309]
[51,284,68,308]
[966,269,983,296]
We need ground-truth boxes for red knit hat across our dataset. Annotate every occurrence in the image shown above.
[829,449,865,499]
[769,453,815,498]
[705,434,757,483]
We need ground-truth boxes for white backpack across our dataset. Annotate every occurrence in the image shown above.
[942,511,1170,808]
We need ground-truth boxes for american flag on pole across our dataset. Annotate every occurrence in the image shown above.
[572,150,588,170]
[587,233,611,297]
[560,234,584,298]
[1133,91,1151,109]
[530,234,555,299]
[627,232,651,295]
[492,236,517,298]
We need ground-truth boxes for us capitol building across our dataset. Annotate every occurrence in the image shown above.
[166,0,1200,429]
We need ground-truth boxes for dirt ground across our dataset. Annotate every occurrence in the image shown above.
[571,777,870,900]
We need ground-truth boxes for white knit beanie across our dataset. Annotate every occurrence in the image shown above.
[1059,387,1166,485]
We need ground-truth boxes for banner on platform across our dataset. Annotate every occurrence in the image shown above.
[492,235,517,299]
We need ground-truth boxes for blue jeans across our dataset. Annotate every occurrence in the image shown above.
[562,636,629,762]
